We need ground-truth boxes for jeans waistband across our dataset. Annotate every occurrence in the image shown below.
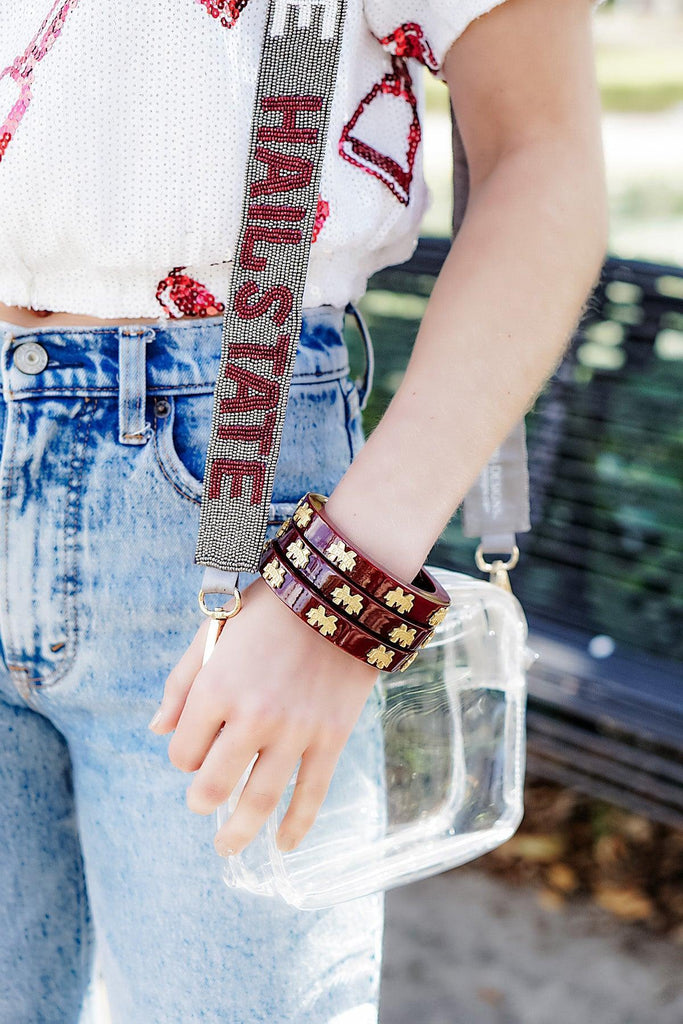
[0,302,374,457]
[0,306,353,403]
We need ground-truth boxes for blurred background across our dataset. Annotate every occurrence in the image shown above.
[340,3,683,1022]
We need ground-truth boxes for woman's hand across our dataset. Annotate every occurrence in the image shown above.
[148,576,380,856]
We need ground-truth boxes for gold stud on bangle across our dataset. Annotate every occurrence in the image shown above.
[388,623,417,649]
[385,587,414,614]
[366,645,394,670]
[306,605,337,636]
[286,537,311,569]
[326,539,357,572]
[428,606,447,628]
[419,629,435,649]
[275,518,291,539]
[399,650,418,673]
[330,583,363,615]
[293,502,313,528]
[262,558,285,588]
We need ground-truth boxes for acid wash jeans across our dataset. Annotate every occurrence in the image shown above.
[0,307,384,1024]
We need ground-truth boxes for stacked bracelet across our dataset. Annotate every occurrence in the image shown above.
[257,492,450,673]
[273,519,435,647]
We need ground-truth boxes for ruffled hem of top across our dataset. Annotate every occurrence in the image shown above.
[0,232,422,321]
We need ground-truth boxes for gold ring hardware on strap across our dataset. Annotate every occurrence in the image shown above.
[198,586,243,666]
[474,544,520,594]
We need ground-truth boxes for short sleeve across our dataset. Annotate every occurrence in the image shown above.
[364,0,610,81]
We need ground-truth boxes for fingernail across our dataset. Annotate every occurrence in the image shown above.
[215,844,236,858]
[148,708,163,731]
[278,834,296,853]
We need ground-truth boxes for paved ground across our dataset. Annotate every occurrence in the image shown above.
[380,869,683,1024]
[88,866,682,1023]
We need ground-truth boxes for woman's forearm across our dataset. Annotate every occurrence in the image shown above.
[325,138,609,580]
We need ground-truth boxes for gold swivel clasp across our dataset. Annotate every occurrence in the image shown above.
[474,544,520,594]
[197,586,243,665]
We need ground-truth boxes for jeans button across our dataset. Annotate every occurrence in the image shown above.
[13,341,48,374]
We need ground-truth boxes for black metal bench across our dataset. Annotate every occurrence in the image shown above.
[351,240,683,828]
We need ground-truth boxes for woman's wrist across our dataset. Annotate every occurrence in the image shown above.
[323,403,456,584]
[258,493,449,673]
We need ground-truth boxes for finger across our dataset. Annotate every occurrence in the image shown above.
[214,743,303,856]
[275,743,341,852]
[185,724,261,814]
[166,669,231,772]
[148,616,211,734]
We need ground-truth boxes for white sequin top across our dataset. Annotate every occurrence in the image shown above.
[0,0,604,319]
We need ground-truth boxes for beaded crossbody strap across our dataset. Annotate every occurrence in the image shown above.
[195,0,347,581]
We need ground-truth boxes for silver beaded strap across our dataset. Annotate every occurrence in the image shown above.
[195,0,347,577]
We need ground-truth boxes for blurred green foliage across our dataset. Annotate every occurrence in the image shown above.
[596,48,683,113]
[422,27,683,115]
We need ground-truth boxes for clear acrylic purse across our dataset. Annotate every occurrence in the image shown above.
[214,564,535,910]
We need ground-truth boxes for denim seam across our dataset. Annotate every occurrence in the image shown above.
[1,399,20,674]
[152,408,202,507]
[337,377,356,465]
[38,397,97,691]
[71,793,95,1001]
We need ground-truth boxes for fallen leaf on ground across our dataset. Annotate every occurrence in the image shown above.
[593,885,654,921]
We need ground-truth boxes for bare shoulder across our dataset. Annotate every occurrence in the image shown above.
[442,0,603,186]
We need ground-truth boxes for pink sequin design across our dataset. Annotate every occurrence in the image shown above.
[156,267,227,319]
[195,0,252,30]
[0,0,81,165]
[312,195,329,243]
[376,23,439,74]
[339,56,421,206]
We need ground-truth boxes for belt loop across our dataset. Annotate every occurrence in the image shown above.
[1,329,14,403]
[117,326,154,446]
[344,302,374,411]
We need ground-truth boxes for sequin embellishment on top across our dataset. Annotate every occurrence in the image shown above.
[339,55,421,206]
[0,0,82,165]
[1,0,568,318]
[195,0,253,30]
[312,196,330,243]
[154,193,328,314]
[156,267,227,319]
[376,23,440,73]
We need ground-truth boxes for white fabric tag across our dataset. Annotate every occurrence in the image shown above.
[461,420,531,550]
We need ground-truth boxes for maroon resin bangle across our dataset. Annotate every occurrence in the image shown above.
[257,544,419,673]
[283,493,450,629]
[274,520,435,650]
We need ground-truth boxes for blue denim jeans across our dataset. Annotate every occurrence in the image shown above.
[0,308,384,1024]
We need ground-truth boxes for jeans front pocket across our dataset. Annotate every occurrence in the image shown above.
[151,392,298,524]
[152,369,366,518]
[151,392,211,505]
